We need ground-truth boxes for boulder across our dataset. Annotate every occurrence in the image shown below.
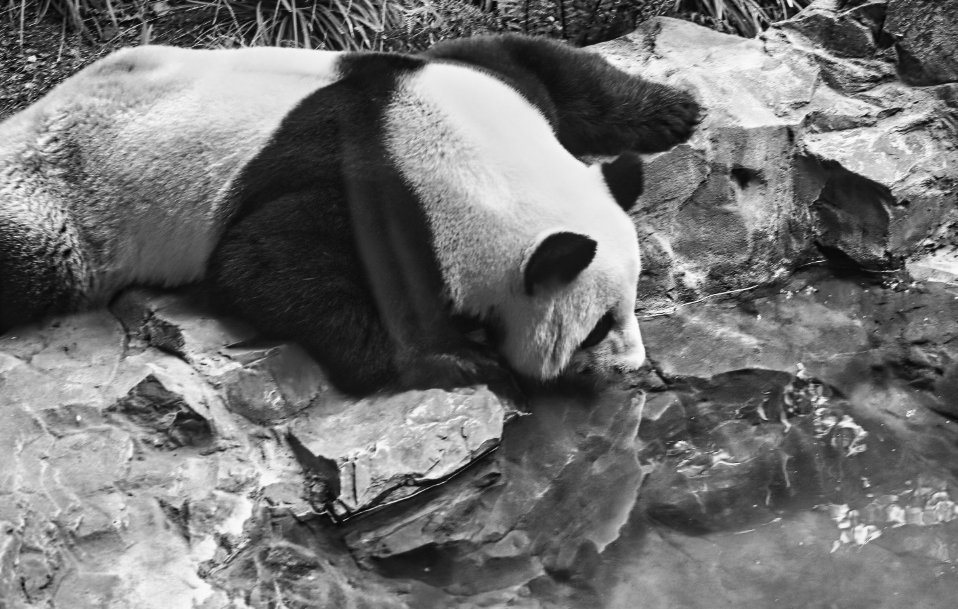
[591,7,958,314]
[885,0,958,86]
[288,386,512,518]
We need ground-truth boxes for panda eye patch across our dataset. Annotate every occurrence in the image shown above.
[580,311,615,349]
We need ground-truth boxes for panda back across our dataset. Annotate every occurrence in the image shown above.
[0,46,344,300]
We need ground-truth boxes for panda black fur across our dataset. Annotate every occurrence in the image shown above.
[0,36,699,395]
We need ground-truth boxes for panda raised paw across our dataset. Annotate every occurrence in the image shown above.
[648,89,703,151]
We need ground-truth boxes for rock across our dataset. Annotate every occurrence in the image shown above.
[219,343,335,424]
[780,0,892,60]
[287,386,513,517]
[908,245,958,284]
[112,287,257,372]
[342,388,646,598]
[206,516,413,609]
[591,10,958,313]
[110,374,213,449]
[114,288,337,424]
[885,0,958,85]
[597,512,958,609]
[0,296,416,608]
[0,522,20,602]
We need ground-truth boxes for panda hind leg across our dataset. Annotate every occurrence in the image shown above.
[208,192,398,396]
[0,213,87,331]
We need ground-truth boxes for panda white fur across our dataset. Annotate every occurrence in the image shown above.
[0,35,699,395]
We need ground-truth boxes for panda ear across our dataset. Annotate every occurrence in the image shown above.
[524,232,597,295]
[601,151,644,211]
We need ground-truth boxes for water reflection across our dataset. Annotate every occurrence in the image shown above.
[592,269,958,608]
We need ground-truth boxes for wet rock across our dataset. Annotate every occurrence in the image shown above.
[343,388,646,597]
[597,512,958,609]
[645,266,958,446]
[636,366,915,533]
[637,391,688,457]
[207,516,411,609]
[288,387,511,518]
[597,262,958,606]
[590,269,958,605]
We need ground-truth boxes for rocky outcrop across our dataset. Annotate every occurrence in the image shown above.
[4,1,958,607]
[0,297,411,608]
[885,0,958,86]
[593,3,958,314]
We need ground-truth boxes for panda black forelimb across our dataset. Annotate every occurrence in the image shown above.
[422,34,701,158]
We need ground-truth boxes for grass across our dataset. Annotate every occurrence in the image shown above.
[2,0,399,49]
[192,0,399,50]
[676,0,809,38]
[1,0,812,52]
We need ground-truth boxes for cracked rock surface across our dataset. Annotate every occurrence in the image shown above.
[0,288,521,607]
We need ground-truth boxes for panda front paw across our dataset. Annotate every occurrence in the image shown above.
[641,88,702,153]
[660,90,702,146]
[398,345,522,400]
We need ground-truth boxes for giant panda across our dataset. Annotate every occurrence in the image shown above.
[0,35,699,395]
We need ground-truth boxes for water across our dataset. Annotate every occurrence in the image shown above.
[584,268,958,608]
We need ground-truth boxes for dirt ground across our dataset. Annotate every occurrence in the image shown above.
[0,14,101,120]
[0,4,234,121]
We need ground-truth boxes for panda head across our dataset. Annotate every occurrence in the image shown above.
[388,35,699,388]
[500,154,648,387]
[520,231,645,384]
[384,62,650,388]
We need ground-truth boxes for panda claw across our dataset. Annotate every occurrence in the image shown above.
[651,92,702,151]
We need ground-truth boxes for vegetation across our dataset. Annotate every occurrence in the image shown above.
[1,0,811,53]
